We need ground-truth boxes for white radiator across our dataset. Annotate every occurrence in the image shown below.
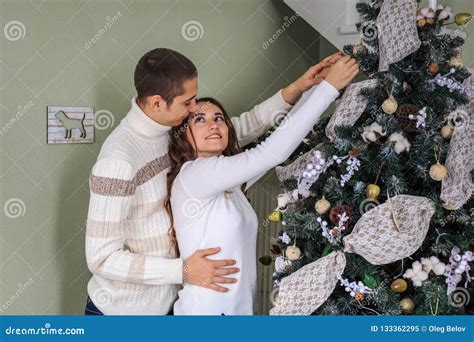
[248,181,282,315]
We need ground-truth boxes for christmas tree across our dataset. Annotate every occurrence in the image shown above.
[266,0,473,315]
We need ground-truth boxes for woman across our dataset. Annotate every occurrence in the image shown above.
[164,56,359,315]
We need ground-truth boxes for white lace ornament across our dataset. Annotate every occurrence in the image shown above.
[270,251,346,315]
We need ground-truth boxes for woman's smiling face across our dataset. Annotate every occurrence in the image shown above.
[185,101,229,158]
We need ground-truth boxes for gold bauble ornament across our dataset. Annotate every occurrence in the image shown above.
[429,162,447,181]
[382,95,398,114]
[449,56,463,68]
[315,196,331,215]
[354,292,365,301]
[441,123,454,140]
[400,297,415,313]
[285,245,301,261]
[268,210,281,222]
[455,13,472,26]
[390,278,408,293]
[366,184,381,199]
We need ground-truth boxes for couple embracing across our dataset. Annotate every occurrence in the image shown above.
[84,48,359,315]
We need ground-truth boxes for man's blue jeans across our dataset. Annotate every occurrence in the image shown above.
[84,296,175,315]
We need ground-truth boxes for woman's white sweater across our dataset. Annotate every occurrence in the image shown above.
[171,81,339,315]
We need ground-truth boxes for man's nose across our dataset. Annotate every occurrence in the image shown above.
[189,100,197,113]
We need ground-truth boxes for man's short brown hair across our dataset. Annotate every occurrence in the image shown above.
[134,48,197,104]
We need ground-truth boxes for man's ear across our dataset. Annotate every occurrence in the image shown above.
[148,95,167,111]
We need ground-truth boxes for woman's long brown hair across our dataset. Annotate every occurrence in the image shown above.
[164,97,244,255]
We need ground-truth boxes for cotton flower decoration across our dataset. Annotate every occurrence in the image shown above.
[417,8,436,27]
[421,256,446,276]
[420,8,435,19]
[403,261,429,287]
[403,256,446,287]
[388,132,411,154]
[294,188,312,200]
[437,5,454,21]
[277,192,295,213]
[361,123,386,142]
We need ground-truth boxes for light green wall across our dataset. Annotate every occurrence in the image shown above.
[0,0,318,314]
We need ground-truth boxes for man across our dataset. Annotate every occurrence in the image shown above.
[85,48,342,315]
